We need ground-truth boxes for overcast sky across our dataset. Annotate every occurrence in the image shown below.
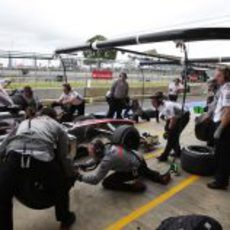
[1,0,230,58]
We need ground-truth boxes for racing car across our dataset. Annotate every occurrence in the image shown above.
[0,106,160,160]
[63,115,160,159]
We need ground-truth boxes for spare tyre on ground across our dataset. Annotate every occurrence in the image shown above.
[156,215,223,230]
[181,145,216,176]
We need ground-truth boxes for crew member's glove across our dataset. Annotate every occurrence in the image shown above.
[72,165,83,182]
[67,170,82,188]
[75,163,88,172]
[75,171,83,181]
[160,114,165,120]
[163,132,168,140]
[214,124,224,140]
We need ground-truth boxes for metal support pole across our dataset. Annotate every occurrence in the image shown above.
[139,67,145,107]
[176,42,189,113]
[55,28,230,55]
[8,52,12,69]
[59,56,68,83]
[182,46,189,113]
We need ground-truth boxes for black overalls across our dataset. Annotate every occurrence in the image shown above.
[0,119,72,230]
[161,111,190,159]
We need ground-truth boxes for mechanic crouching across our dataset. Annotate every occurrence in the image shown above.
[12,85,42,112]
[206,68,230,190]
[76,139,171,193]
[151,92,190,162]
[0,107,77,230]
[52,83,85,122]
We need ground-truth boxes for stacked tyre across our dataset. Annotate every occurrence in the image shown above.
[195,114,212,142]
[181,145,216,176]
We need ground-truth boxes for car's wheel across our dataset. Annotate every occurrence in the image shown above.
[112,125,140,150]
[181,145,216,176]
[74,146,89,160]
[144,109,157,118]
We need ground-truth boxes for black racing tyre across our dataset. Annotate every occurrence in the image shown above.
[194,114,211,141]
[181,145,216,176]
[15,171,55,210]
[144,109,157,118]
[112,125,140,150]
[156,215,223,230]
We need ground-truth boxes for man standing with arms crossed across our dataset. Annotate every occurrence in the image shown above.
[107,72,129,119]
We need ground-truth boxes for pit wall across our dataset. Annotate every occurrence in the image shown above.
[30,83,207,103]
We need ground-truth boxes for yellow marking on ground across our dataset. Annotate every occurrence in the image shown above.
[105,175,199,230]
[144,147,164,160]
[139,130,164,160]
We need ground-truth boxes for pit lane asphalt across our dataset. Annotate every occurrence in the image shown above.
[85,96,205,115]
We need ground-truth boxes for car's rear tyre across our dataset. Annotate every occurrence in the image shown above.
[112,125,140,150]
[181,145,216,176]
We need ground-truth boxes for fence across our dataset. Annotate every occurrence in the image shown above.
[0,67,181,90]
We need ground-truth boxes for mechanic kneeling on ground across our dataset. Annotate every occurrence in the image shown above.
[205,68,230,190]
[0,107,77,230]
[52,83,85,122]
[130,99,150,123]
[76,139,171,192]
[151,92,190,162]
[12,85,42,112]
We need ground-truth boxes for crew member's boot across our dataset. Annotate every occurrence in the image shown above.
[59,212,76,230]
[207,181,228,190]
[158,171,171,185]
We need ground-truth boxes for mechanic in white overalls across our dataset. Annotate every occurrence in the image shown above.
[151,92,190,162]
[206,68,230,190]
[0,79,14,107]
[53,83,85,122]
[168,78,184,102]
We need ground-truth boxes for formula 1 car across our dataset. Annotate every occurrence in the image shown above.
[0,107,160,160]
[63,115,160,159]
[63,117,135,159]
[0,105,25,143]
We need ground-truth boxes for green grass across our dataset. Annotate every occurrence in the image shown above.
[10,80,169,89]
